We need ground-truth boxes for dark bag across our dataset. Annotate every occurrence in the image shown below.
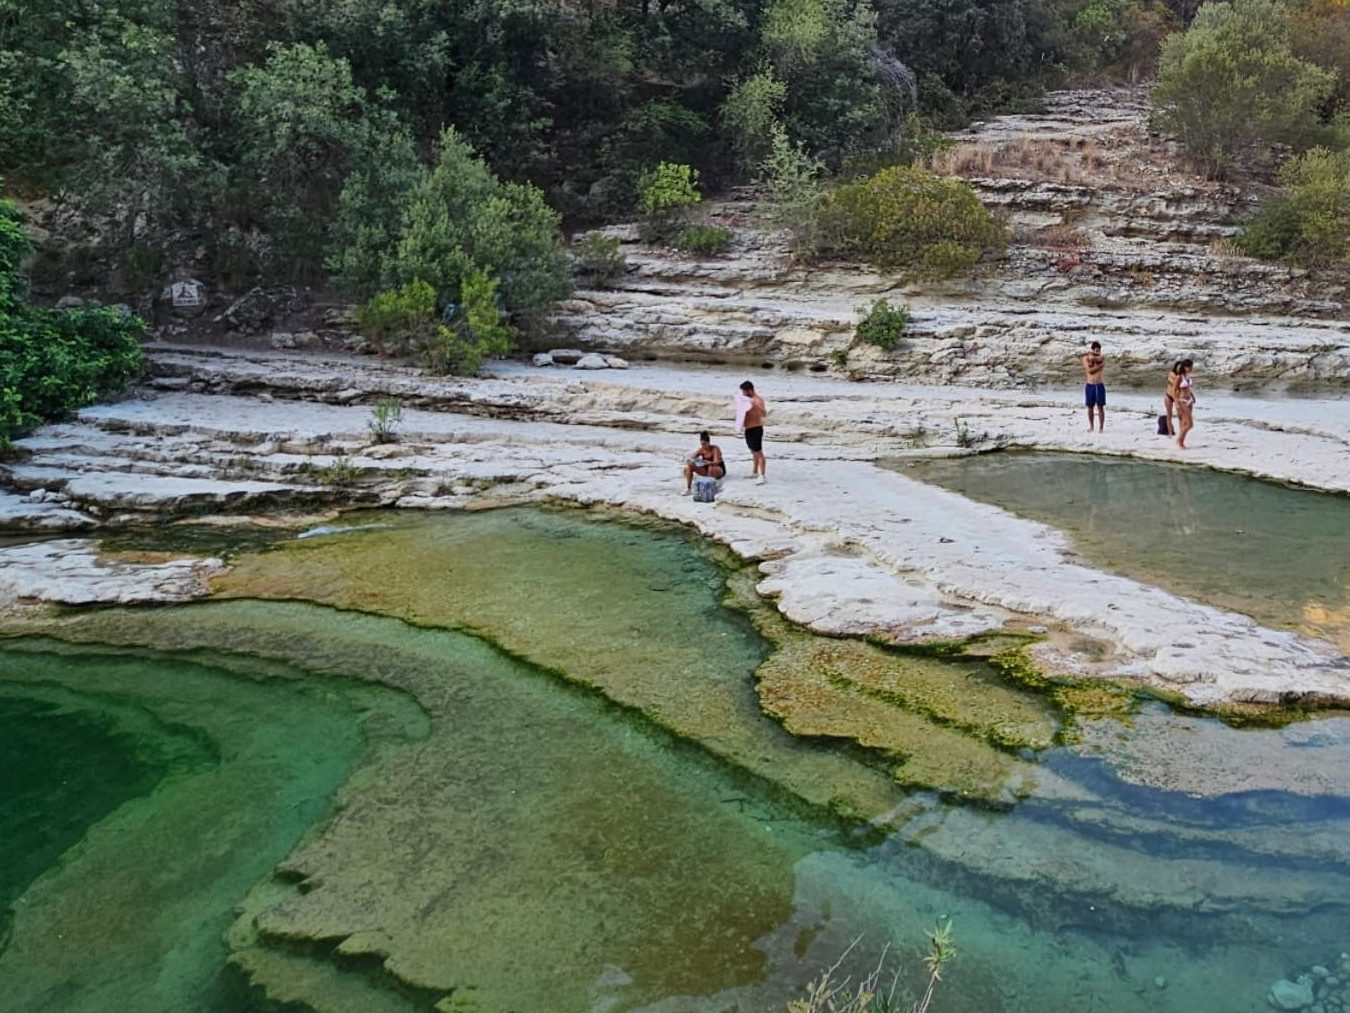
[1156,414,1170,435]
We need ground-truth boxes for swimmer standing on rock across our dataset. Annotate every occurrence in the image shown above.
[735,380,767,485]
[1083,340,1106,433]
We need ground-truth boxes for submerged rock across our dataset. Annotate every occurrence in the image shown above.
[1271,977,1316,1010]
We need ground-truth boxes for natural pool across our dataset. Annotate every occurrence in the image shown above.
[901,451,1350,653]
[5,507,1350,1012]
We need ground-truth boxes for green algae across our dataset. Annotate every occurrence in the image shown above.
[0,638,420,1013]
[205,507,914,822]
[7,600,825,1012]
[9,508,1350,1013]
[0,688,194,955]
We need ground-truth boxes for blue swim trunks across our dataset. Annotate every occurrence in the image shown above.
[1084,383,1106,408]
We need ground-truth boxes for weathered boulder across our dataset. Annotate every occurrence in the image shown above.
[532,352,555,367]
[575,352,609,369]
[603,354,629,369]
[549,348,584,365]
[1270,977,1315,1010]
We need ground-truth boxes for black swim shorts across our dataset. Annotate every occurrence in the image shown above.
[744,426,764,453]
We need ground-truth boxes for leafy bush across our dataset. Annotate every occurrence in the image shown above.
[675,225,733,256]
[1151,0,1334,175]
[1234,199,1304,260]
[357,270,514,376]
[0,199,143,445]
[355,280,439,358]
[637,162,702,240]
[1236,147,1350,264]
[820,165,1007,276]
[430,268,513,376]
[855,299,910,352]
[571,234,628,286]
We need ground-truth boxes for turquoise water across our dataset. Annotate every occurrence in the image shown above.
[0,641,424,1012]
[3,509,1350,1012]
[901,451,1350,652]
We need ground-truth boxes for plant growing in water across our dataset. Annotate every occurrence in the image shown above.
[788,923,954,1013]
[368,398,403,444]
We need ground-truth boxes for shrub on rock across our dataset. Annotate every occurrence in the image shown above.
[570,234,628,286]
[855,299,910,352]
[1237,147,1350,264]
[820,165,1006,277]
[675,225,733,256]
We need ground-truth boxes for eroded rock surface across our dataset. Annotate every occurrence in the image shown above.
[550,88,1348,390]
[3,345,1347,711]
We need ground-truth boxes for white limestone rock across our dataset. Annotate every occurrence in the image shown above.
[575,352,609,369]
[532,352,555,367]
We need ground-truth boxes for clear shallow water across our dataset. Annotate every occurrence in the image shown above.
[901,451,1350,652]
[4,508,1350,1012]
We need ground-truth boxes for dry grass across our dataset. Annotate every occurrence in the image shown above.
[931,132,1134,187]
[1029,224,1089,251]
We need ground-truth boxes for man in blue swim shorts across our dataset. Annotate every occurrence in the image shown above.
[1082,340,1106,432]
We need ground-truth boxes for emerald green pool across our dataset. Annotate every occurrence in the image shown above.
[902,451,1350,652]
[4,508,1350,1013]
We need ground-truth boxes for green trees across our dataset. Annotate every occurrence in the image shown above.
[820,165,1007,276]
[1151,0,1335,174]
[343,129,571,374]
[229,43,419,271]
[0,199,143,443]
[387,129,571,331]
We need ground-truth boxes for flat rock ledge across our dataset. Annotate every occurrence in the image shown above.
[2,346,1347,710]
[0,539,224,607]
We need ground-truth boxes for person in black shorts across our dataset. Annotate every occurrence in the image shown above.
[735,380,767,485]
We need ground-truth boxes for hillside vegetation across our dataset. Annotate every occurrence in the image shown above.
[1,0,1347,370]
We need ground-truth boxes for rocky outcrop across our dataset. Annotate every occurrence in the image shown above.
[547,88,1349,390]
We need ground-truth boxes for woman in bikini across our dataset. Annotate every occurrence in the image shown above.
[1163,361,1182,437]
[1173,359,1196,449]
[683,430,726,493]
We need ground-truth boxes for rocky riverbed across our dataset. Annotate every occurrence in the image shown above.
[2,344,1346,713]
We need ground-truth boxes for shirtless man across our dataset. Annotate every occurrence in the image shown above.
[735,380,767,485]
[683,430,725,493]
[1082,341,1106,432]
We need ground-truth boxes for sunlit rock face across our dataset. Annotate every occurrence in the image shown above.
[550,89,1348,391]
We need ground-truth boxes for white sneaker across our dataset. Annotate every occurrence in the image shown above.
[754,475,766,485]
